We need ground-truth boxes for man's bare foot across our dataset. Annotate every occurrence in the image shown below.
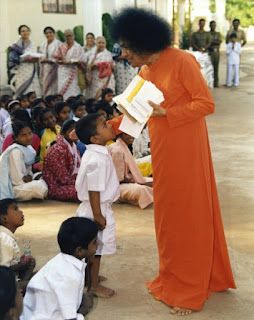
[98,275,107,282]
[170,307,192,316]
[88,284,117,298]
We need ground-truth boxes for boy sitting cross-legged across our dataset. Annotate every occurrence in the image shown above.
[75,113,120,298]
[21,217,98,320]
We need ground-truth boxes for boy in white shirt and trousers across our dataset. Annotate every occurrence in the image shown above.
[226,33,242,87]
[75,113,120,298]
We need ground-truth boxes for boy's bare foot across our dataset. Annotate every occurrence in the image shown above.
[170,307,192,316]
[88,284,117,298]
[98,275,107,282]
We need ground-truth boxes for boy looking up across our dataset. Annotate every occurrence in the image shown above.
[21,217,98,320]
[0,199,35,284]
[75,114,120,298]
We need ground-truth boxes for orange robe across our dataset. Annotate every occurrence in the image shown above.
[137,47,236,310]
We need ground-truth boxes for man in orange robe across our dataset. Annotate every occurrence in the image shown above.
[110,7,236,316]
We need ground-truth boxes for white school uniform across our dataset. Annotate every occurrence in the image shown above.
[75,144,120,255]
[226,42,241,86]
[0,226,20,266]
[20,253,86,320]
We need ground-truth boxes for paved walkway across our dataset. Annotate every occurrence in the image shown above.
[17,44,254,319]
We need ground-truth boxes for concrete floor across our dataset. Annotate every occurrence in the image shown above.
[16,45,254,319]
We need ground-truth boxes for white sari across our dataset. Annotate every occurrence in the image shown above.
[54,41,85,100]
[10,39,42,98]
[85,48,115,99]
[39,39,61,96]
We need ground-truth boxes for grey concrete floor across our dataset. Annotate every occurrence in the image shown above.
[16,44,254,319]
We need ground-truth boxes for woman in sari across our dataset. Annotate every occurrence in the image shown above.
[112,42,138,95]
[53,29,85,100]
[9,25,41,99]
[39,26,61,97]
[85,36,115,100]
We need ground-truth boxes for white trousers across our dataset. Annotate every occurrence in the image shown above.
[227,64,239,86]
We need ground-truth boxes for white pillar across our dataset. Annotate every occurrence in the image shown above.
[178,0,185,35]
[83,0,102,43]
[215,0,226,36]
[0,0,10,86]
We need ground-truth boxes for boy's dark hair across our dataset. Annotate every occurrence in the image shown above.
[233,19,240,24]
[0,266,17,318]
[12,121,31,138]
[45,95,56,104]
[92,100,113,118]
[60,119,76,134]
[72,100,85,112]
[39,108,54,123]
[32,98,47,108]
[31,106,44,121]
[75,113,100,144]
[26,92,36,99]
[110,7,171,54]
[75,94,85,101]
[58,217,98,255]
[101,88,113,99]
[66,96,76,105]
[0,199,17,221]
[11,109,32,129]
[199,18,205,24]
[85,98,96,114]
[209,20,215,26]
[55,102,70,115]
[230,33,237,39]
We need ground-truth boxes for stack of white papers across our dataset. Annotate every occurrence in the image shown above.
[113,75,164,138]
[20,52,45,59]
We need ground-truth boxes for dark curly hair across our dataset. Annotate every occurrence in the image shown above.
[110,7,171,54]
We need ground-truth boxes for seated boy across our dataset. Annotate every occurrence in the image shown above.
[21,217,98,320]
[0,199,35,285]
[75,113,120,298]
[72,100,87,122]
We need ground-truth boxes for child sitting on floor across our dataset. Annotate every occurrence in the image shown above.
[72,100,87,122]
[75,114,120,298]
[21,217,98,320]
[39,108,60,169]
[55,102,71,127]
[0,122,48,201]
[0,199,35,287]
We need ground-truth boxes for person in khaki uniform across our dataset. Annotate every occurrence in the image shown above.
[226,19,247,46]
[209,21,221,87]
[192,19,211,52]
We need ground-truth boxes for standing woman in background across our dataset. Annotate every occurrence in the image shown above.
[9,25,41,99]
[53,29,85,100]
[39,26,61,97]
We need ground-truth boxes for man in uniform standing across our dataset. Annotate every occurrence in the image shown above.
[226,19,247,46]
[209,21,221,87]
[192,19,211,53]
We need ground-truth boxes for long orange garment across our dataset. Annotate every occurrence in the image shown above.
[136,47,236,310]
[109,48,236,309]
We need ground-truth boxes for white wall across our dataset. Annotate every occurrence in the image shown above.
[7,0,84,47]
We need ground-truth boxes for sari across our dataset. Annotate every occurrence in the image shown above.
[39,39,61,96]
[53,42,85,100]
[9,38,41,98]
[85,48,115,100]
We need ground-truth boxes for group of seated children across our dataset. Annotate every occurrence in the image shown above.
[0,198,98,319]
[0,88,153,208]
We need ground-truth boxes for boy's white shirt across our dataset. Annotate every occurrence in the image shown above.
[0,225,20,266]
[20,252,86,320]
[226,42,242,65]
[73,116,80,122]
[75,144,120,203]
[75,144,120,255]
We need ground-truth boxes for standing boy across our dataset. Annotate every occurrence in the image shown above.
[21,217,98,320]
[75,113,120,298]
[226,33,242,87]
